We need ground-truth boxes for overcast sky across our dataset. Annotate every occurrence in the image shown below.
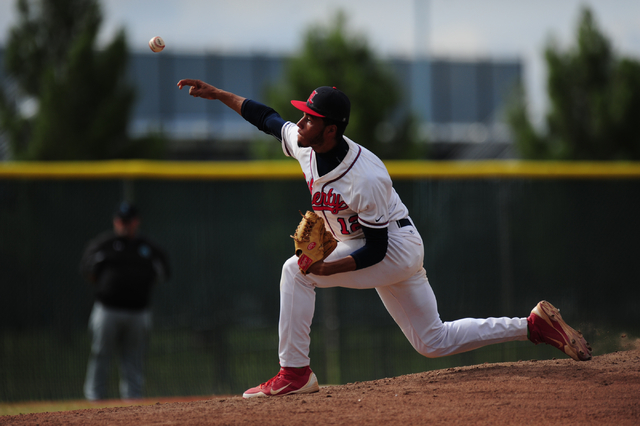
[1,0,639,120]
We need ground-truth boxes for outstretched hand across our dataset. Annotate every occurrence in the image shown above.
[177,79,218,100]
[177,79,246,114]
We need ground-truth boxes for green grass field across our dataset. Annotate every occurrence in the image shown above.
[0,396,211,416]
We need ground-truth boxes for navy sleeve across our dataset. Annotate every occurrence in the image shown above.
[241,99,286,140]
[350,226,388,270]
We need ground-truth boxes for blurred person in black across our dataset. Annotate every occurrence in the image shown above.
[80,201,170,401]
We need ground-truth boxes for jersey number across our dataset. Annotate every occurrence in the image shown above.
[337,215,361,235]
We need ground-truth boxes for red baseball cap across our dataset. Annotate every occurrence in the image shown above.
[291,86,350,124]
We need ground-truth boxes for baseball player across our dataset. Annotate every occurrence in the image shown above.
[177,79,592,399]
[80,202,171,400]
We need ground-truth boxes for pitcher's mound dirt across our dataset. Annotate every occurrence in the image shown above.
[4,349,640,425]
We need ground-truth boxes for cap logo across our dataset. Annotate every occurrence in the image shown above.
[307,90,318,105]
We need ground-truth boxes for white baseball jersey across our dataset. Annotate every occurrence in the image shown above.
[280,122,409,241]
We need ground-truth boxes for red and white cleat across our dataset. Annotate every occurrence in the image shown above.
[527,300,592,361]
[243,366,320,398]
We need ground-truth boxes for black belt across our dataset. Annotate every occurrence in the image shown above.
[397,218,412,228]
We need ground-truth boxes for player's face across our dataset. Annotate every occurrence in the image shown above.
[113,217,140,239]
[296,113,335,152]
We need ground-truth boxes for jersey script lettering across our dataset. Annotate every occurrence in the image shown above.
[312,188,349,214]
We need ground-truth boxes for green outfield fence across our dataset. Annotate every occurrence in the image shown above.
[1,160,639,402]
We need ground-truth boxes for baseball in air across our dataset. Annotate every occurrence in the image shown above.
[149,36,165,53]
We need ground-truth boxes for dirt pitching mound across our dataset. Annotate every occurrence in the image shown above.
[4,350,639,426]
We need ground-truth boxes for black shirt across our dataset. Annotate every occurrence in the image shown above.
[80,231,170,311]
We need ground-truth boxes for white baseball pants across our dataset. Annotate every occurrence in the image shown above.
[278,219,529,367]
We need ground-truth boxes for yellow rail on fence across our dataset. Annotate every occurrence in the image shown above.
[2,160,640,179]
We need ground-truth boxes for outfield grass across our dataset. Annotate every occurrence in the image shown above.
[0,396,210,416]
[1,399,148,416]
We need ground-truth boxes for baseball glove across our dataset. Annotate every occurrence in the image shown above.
[291,210,338,274]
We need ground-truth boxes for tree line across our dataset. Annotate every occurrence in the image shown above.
[1,1,639,161]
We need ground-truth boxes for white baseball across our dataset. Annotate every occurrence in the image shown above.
[149,36,165,53]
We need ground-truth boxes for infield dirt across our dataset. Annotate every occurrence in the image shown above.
[3,349,639,425]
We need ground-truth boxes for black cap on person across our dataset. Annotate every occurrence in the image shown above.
[291,86,350,125]
[114,201,139,221]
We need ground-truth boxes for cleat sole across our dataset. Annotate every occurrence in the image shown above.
[535,301,592,361]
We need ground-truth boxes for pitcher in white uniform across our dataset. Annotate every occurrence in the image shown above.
[176,80,592,399]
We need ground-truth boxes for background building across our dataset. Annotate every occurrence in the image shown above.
[0,49,522,160]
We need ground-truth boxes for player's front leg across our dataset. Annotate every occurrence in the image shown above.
[243,256,320,399]
[278,255,317,366]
